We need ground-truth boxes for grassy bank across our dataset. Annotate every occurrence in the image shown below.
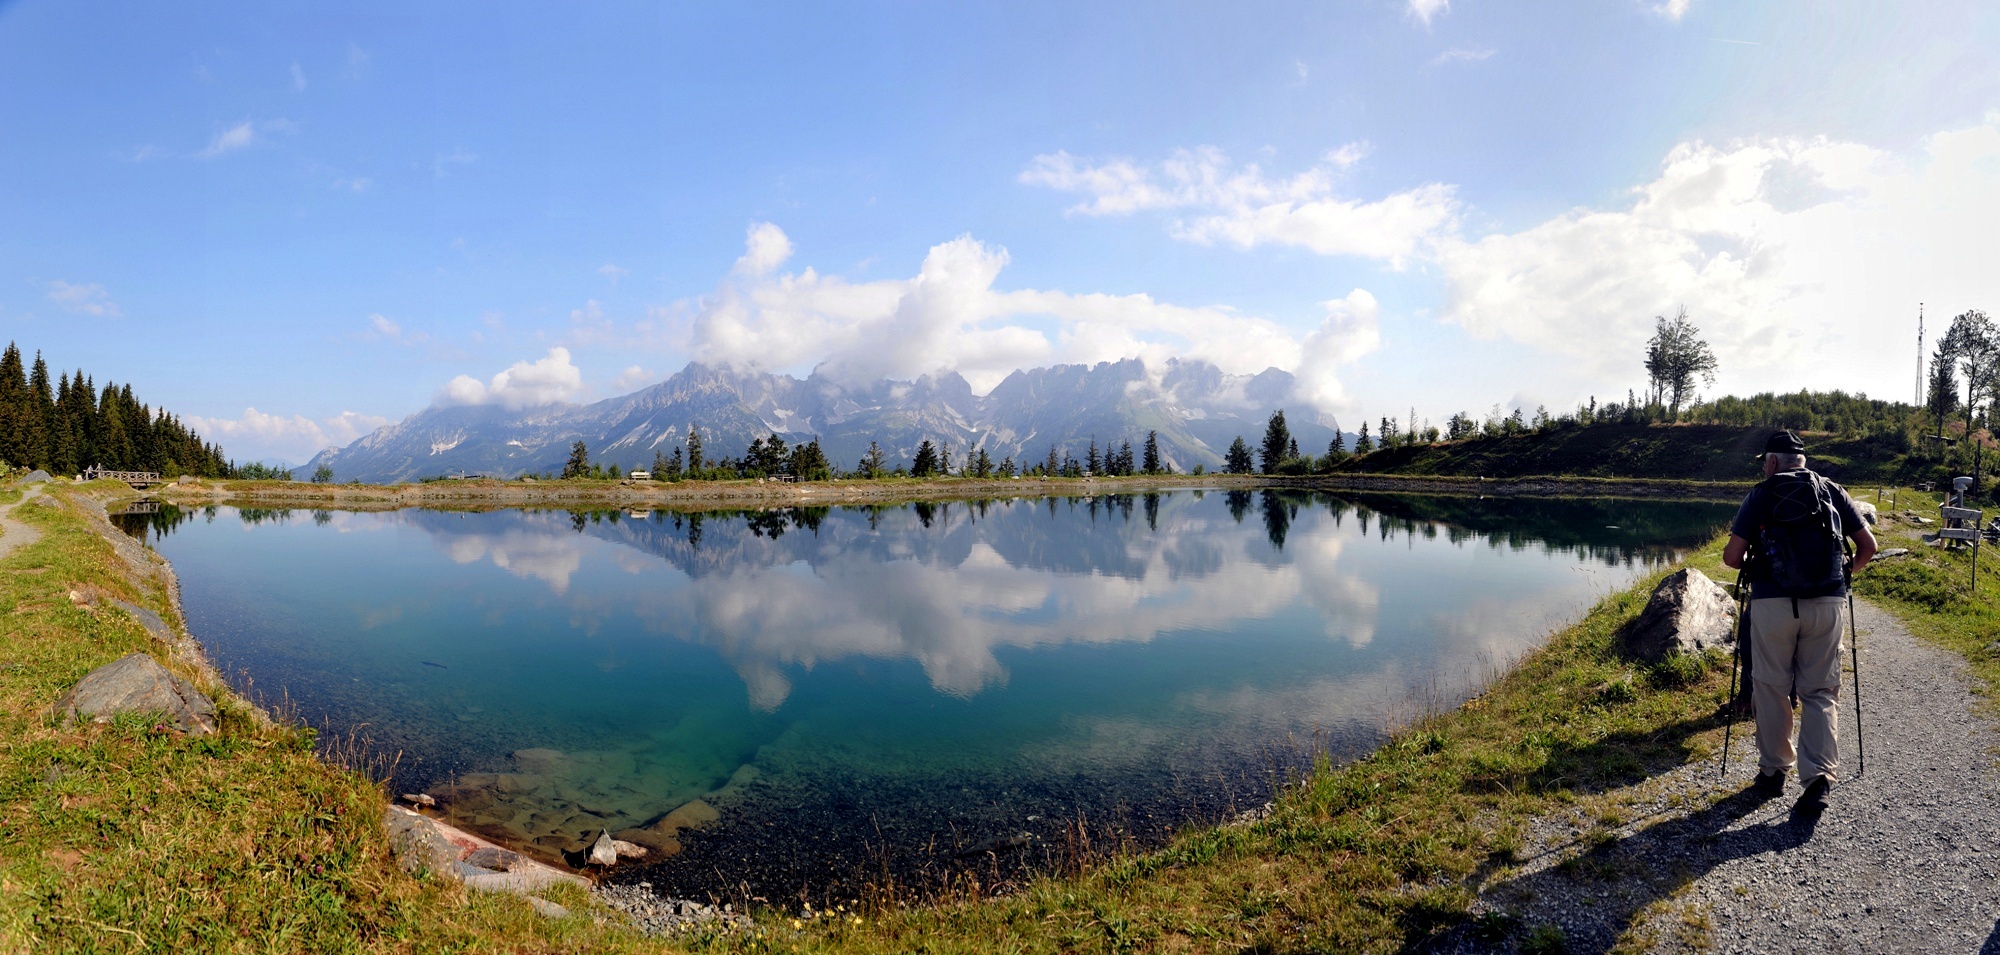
[1333,423,1923,488]
[1853,489,2000,708]
[4,478,1755,952]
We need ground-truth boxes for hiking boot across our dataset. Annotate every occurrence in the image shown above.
[1749,769,1786,801]
[1794,775,1831,815]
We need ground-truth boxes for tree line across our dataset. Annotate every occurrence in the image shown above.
[553,427,1180,483]
[0,342,232,478]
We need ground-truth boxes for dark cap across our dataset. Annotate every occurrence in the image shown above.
[1761,430,1807,457]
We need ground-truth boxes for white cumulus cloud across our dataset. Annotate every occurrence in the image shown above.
[185,408,392,464]
[1432,116,2000,396]
[436,347,586,410]
[1020,146,1455,266]
[46,280,122,317]
[688,224,1382,413]
[198,121,257,158]
[1407,0,1448,26]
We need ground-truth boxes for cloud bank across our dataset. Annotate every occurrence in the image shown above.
[687,222,1383,410]
[185,408,392,465]
[1019,146,1454,265]
[1029,115,2000,401]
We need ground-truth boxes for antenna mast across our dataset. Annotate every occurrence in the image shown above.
[1916,303,1926,405]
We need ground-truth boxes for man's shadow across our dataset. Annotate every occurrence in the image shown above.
[1455,780,1821,954]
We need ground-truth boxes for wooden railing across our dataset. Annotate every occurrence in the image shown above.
[82,467,163,488]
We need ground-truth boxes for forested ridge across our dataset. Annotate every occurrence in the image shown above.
[0,341,231,478]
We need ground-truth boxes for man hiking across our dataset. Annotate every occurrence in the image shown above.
[1722,430,1877,814]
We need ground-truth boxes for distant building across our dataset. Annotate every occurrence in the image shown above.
[629,469,652,481]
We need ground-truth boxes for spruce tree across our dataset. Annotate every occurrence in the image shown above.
[1225,436,1255,474]
[1355,421,1374,453]
[1142,431,1160,474]
[1259,410,1291,474]
[1086,439,1101,476]
[912,440,939,477]
[562,441,590,479]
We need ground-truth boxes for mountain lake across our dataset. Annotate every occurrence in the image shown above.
[116,489,1735,902]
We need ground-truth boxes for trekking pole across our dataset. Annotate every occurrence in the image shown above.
[1721,567,1748,781]
[1848,588,1865,778]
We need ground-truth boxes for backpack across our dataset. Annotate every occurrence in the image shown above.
[1751,469,1848,597]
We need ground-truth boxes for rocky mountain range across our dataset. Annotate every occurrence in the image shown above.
[305,358,1346,483]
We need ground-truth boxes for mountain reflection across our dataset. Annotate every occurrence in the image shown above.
[122,491,1729,712]
[327,491,1716,710]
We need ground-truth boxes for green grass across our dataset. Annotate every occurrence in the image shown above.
[1333,423,1928,487]
[3,480,1755,953]
[1854,488,2000,709]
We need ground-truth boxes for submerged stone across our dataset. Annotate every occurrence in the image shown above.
[54,652,217,735]
[1620,567,1736,663]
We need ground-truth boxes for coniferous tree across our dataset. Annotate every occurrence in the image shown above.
[1259,410,1291,473]
[1355,421,1374,453]
[1142,431,1160,474]
[912,439,939,477]
[1118,439,1133,476]
[1225,436,1255,474]
[861,441,887,478]
[1331,423,1346,453]
[562,441,591,479]
[1044,445,1060,477]
[686,426,705,473]
[1086,439,1101,476]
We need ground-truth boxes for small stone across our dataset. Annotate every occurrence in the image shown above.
[526,896,569,919]
[610,838,648,859]
[588,830,618,866]
[400,792,436,808]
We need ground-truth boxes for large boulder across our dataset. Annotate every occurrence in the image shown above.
[54,652,217,735]
[1620,568,1738,662]
[1853,500,1878,526]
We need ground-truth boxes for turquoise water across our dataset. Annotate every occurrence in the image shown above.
[126,490,1733,897]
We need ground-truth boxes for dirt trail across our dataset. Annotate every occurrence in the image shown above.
[0,482,45,560]
[1435,598,2000,953]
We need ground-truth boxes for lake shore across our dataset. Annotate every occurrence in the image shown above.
[149,470,1752,512]
[14,473,1877,951]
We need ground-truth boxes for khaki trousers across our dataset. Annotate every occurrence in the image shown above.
[1748,596,1846,781]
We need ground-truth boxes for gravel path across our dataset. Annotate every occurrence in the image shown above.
[1438,597,2000,954]
[0,483,46,560]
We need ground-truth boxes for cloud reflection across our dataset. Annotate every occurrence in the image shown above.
[379,492,1702,710]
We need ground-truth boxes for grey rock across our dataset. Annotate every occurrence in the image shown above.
[610,837,648,859]
[176,474,196,485]
[588,829,619,866]
[1619,567,1737,663]
[54,652,217,735]
[383,806,462,876]
[462,867,588,894]
[464,846,531,871]
[24,470,50,484]
[108,600,171,642]
[1853,500,1878,526]
[400,792,437,808]
[526,896,570,919]
[1877,547,1911,559]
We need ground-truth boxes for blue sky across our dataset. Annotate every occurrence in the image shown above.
[2,0,1996,463]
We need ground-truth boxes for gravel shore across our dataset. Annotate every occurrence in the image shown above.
[1433,597,2000,953]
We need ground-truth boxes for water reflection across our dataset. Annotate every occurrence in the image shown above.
[134,489,1732,897]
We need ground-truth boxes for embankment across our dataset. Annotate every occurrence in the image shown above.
[6,475,1769,951]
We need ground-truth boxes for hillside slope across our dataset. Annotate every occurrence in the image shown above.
[1331,423,1914,485]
